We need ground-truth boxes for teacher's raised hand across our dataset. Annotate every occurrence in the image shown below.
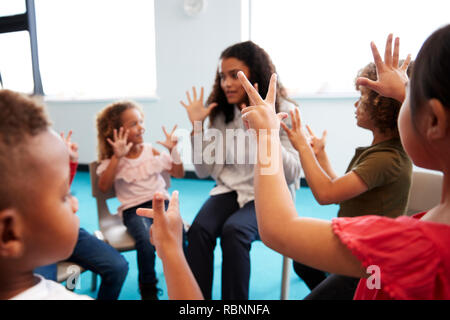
[180,86,218,126]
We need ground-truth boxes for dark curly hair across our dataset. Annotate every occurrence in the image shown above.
[207,41,296,125]
[355,60,413,134]
[0,89,51,210]
[96,100,144,161]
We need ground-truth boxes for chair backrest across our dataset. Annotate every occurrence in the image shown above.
[406,170,443,216]
[88,161,118,231]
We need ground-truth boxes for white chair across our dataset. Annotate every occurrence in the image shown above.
[88,161,137,252]
[406,170,443,216]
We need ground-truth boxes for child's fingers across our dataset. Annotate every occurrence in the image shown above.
[180,101,188,109]
[136,208,154,219]
[290,110,298,131]
[295,108,302,127]
[192,86,197,101]
[401,54,412,72]
[207,102,218,113]
[306,124,315,138]
[171,124,178,135]
[66,130,73,142]
[162,126,168,136]
[241,109,257,123]
[355,77,379,92]
[370,41,383,70]
[393,37,400,67]
[200,87,204,102]
[152,192,166,218]
[384,33,393,67]
[277,112,288,121]
[186,91,192,104]
[322,130,328,141]
[280,121,290,133]
[167,190,179,215]
[107,138,114,146]
[265,73,278,107]
[237,71,264,106]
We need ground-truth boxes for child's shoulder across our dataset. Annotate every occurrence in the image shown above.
[10,275,93,300]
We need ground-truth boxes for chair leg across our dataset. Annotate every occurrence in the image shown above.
[91,272,97,292]
[281,256,291,300]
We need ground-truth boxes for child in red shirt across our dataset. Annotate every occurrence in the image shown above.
[238,25,450,300]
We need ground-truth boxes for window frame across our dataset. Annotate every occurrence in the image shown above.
[0,0,43,95]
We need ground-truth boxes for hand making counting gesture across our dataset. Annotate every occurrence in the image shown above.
[157,125,179,152]
[180,86,218,126]
[237,72,287,133]
[356,34,411,102]
[60,130,79,163]
[137,191,203,300]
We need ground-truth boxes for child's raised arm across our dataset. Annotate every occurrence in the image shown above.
[281,109,368,205]
[238,71,366,278]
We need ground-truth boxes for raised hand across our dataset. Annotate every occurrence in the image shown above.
[180,86,218,125]
[280,108,309,151]
[157,125,179,151]
[306,125,327,157]
[106,127,132,158]
[60,130,79,163]
[238,72,287,133]
[136,191,183,260]
[356,34,411,102]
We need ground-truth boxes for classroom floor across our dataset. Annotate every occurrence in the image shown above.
[69,171,338,300]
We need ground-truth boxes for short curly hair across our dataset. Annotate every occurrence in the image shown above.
[96,100,144,161]
[355,61,413,134]
[0,89,51,210]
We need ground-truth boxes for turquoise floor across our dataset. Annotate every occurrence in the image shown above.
[69,171,338,300]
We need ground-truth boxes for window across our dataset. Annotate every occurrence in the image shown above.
[0,31,34,93]
[250,0,450,97]
[34,0,156,100]
[0,0,26,17]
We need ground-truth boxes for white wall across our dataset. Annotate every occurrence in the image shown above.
[44,0,411,177]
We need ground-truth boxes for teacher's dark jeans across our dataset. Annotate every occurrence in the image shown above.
[186,191,259,300]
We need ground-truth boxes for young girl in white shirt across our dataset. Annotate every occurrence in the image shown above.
[96,100,184,300]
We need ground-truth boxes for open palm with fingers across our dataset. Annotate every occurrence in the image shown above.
[107,127,132,158]
[356,34,411,102]
[157,125,179,151]
[180,86,218,125]
[280,109,309,151]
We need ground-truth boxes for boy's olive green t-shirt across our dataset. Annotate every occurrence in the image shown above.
[337,138,412,218]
